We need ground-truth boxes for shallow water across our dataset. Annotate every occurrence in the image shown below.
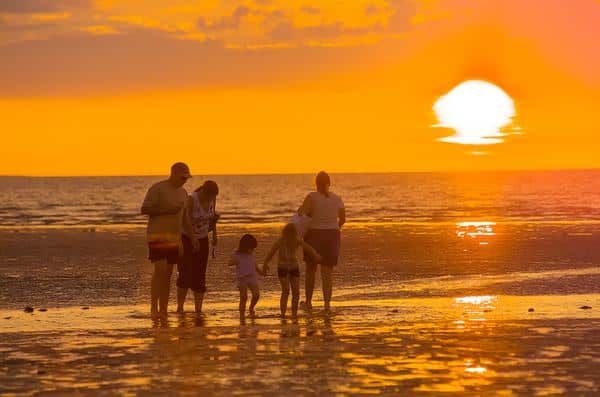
[1,294,598,395]
[2,222,600,310]
[1,221,599,394]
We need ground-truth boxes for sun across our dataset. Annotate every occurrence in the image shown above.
[433,80,516,145]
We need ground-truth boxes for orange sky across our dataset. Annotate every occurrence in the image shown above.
[1,0,599,176]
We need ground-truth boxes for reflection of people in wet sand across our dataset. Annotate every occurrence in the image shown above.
[177,180,219,317]
[299,171,345,310]
[228,234,261,320]
[263,223,321,319]
[141,162,191,318]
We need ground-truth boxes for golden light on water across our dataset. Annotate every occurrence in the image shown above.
[465,366,487,374]
[456,222,496,244]
[455,295,495,305]
[434,80,516,145]
[455,295,497,323]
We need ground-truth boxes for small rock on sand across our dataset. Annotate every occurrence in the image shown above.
[24,306,34,313]
[38,308,47,312]
[391,309,399,313]
[4,316,11,320]
[81,306,90,310]
[528,308,535,312]
[579,305,592,310]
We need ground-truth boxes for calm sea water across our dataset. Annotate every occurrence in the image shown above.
[1,171,599,227]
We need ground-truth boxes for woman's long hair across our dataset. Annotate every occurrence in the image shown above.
[195,180,219,196]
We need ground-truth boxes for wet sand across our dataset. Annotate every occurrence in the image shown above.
[1,224,599,395]
[1,295,599,395]
[2,223,600,309]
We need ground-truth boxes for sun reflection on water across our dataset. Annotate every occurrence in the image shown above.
[456,221,496,246]
[455,295,495,305]
[456,221,496,239]
[454,295,497,323]
[465,366,487,374]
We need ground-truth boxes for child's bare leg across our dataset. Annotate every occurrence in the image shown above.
[248,284,260,316]
[290,276,300,319]
[177,287,187,313]
[193,291,204,315]
[279,276,290,318]
[239,286,248,319]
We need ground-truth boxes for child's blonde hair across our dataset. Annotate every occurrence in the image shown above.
[281,223,299,251]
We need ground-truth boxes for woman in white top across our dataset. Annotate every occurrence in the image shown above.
[177,180,219,316]
[299,171,345,310]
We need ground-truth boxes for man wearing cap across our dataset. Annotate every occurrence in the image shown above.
[141,162,191,317]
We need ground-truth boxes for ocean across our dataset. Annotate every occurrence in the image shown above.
[1,171,599,394]
[2,170,600,227]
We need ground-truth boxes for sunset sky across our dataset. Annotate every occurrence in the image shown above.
[1,0,599,176]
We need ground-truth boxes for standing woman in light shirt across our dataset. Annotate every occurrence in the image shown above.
[299,171,345,311]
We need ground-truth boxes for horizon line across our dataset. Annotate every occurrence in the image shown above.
[1,167,599,178]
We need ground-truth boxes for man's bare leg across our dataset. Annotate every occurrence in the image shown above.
[157,261,174,317]
[150,260,165,317]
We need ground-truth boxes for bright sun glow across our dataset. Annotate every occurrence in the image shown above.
[433,80,515,145]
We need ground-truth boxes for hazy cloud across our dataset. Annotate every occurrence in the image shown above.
[300,6,320,15]
[268,21,347,41]
[365,4,379,16]
[197,5,251,31]
[387,0,418,32]
[0,0,91,13]
[0,27,384,96]
[1,0,419,48]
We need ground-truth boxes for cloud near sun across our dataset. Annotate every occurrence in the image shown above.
[0,0,417,48]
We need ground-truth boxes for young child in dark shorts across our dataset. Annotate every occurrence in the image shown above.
[228,234,261,319]
[263,224,321,319]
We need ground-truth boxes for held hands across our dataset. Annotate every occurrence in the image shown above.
[261,264,269,276]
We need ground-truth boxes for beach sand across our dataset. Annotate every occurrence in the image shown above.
[1,224,599,395]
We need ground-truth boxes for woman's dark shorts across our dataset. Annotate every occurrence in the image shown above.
[304,229,341,267]
[177,235,209,292]
[277,267,300,278]
[148,241,180,264]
